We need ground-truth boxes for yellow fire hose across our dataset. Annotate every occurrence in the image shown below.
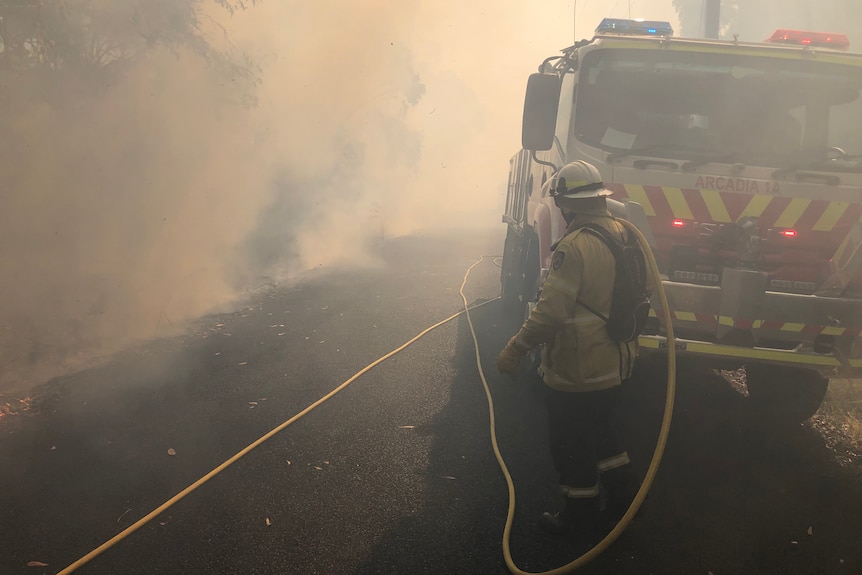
[459,219,677,574]
[56,220,673,574]
[55,298,500,574]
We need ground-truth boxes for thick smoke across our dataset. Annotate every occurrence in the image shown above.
[0,1,440,393]
[1,0,683,393]
[673,0,862,42]
[0,47,266,392]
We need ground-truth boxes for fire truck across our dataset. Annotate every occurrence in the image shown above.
[501,18,862,424]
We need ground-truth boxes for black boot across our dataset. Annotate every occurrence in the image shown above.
[601,464,644,527]
[539,496,600,543]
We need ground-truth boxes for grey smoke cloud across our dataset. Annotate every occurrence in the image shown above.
[1,0,684,393]
[673,0,862,42]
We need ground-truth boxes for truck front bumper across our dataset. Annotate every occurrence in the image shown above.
[646,269,862,377]
[638,335,862,378]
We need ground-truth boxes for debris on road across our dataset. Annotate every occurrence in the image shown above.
[807,526,813,536]
[168,448,177,456]
[265,517,271,527]
[399,425,415,429]
[719,368,748,397]
[0,396,33,418]
[27,561,49,567]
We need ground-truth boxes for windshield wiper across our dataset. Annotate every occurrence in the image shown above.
[606,145,679,163]
[681,152,745,172]
[607,145,733,167]
[772,147,858,180]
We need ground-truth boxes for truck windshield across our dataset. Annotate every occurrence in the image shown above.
[574,47,862,169]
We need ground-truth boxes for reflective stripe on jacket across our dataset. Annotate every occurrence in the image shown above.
[513,207,638,392]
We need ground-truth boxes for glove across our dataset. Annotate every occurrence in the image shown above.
[497,336,526,375]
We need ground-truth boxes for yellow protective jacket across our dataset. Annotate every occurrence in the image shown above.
[512,207,638,392]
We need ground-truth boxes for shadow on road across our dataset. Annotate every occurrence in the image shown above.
[353,300,862,575]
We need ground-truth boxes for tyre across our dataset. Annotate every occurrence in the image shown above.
[500,229,540,318]
[521,236,543,381]
[500,227,524,311]
[744,365,829,426]
[519,232,541,317]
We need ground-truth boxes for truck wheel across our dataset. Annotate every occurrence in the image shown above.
[522,235,543,376]
[501,230,540,318]
[500,228,524,312]
[520,232,541,315]
[744,365,829,426]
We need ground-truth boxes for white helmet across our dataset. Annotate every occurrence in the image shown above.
[550,161,612,199]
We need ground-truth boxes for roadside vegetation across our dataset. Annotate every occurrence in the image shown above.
[0,0,260,393]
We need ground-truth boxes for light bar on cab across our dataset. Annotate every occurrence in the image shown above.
[595,18,674,37]
[766,29,850,50]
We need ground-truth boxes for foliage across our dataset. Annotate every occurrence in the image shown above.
[0,0,259,104]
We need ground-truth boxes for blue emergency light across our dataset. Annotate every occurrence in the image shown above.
[595,18,674,37]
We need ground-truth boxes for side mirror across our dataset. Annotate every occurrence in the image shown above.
[522,73,561,151]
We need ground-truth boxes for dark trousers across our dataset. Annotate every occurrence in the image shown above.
[545,386,628,498]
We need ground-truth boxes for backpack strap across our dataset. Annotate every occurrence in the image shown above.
[569,222,624,323]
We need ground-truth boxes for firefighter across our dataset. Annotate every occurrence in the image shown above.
[496,160,642,543]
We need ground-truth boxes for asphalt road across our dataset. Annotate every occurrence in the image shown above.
[2,229,861,575]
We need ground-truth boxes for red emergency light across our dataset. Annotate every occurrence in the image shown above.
[672,219,687,228]
[780,229,798,238]
[766,29,850,51]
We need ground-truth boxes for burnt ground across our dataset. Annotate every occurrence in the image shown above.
[1,229,861,575]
